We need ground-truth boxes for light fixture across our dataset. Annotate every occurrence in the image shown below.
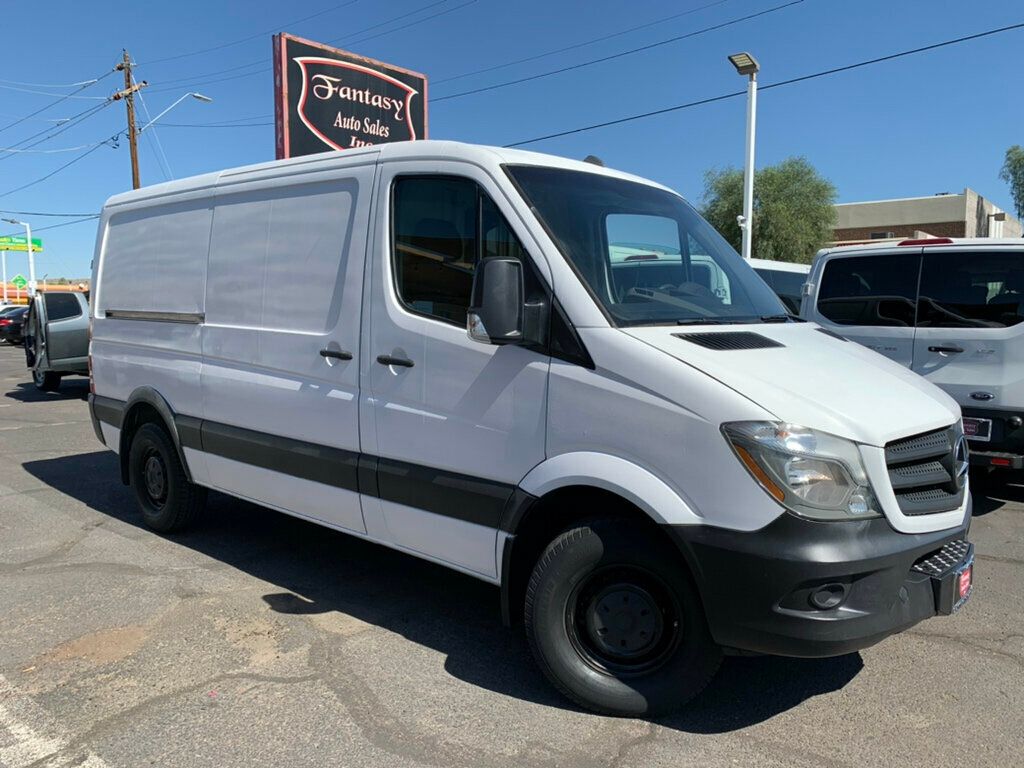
[728,52,760,76]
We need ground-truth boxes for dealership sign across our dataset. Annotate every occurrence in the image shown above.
[273,33,428,159]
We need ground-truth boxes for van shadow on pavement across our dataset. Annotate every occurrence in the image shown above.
[24,450,862,732]
[5,378,89,403]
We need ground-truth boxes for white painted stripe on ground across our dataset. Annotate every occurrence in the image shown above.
[0,674,109,768]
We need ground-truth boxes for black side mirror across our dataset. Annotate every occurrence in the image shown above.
[467,258,524,345]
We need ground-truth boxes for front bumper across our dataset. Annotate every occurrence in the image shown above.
[665,503,972,658]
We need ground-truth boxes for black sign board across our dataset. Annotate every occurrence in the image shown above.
[273,33,428,159]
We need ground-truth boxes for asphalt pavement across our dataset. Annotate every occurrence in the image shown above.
[0,344,1021,768]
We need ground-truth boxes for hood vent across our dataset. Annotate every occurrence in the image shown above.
[816,327,848,342]
[673,331,784,350]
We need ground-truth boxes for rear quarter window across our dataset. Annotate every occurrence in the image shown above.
[44,293,83,321]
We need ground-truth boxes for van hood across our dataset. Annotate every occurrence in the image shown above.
[623,323,960,447]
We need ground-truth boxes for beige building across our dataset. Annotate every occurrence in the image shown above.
[831,188,1022,246]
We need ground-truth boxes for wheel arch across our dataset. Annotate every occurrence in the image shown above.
[500,453,704,627]
[118,387,192,485]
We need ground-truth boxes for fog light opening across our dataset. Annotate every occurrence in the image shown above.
[809,583,848,611]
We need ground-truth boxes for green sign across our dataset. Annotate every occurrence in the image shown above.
[0,236,43,253]
[10,274,27,289]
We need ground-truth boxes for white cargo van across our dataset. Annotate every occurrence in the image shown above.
[803,238,1024,477]
[89,141,973,716]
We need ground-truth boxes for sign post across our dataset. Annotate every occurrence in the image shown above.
[273,33,427,159]
[1,251,6,304]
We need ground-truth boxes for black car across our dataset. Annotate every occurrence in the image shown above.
[0,306,29,345]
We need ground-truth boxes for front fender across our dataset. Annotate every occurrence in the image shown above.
[518,452,703,526]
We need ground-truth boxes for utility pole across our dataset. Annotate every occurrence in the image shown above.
[114,50,147,190]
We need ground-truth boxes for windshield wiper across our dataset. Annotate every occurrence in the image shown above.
[675,318,736,326]
[759,313,806,323]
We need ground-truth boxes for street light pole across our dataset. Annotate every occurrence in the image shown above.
[2,250,7,304]
[1,219,35,296]
[728,52,760,260]
[138,92,213,135]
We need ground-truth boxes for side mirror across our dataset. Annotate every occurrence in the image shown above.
[467,257,524,345]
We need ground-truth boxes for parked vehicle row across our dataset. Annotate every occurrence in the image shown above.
[21,291,91,391]
[84,140,973,717]
[804,238,1024,476]
[0,305,28,345]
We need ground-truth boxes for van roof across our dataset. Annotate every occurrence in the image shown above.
[816,237,1024,260]
[103,140,677,209]
[747,257,810,273]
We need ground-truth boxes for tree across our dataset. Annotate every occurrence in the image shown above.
[701,157,837,264]
[999,145,1024,220]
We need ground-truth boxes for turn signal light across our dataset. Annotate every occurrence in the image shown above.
[735,445,785,502]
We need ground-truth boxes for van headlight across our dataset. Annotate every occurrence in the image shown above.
[722,422,882,521]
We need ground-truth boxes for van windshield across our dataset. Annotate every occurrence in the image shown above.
[507,165,786,327]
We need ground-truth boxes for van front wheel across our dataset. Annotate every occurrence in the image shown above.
[128,423,205,532]
[525,519,721,717]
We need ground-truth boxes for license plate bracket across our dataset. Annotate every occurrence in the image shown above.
[963,417,992,442]
[935,552,974,615]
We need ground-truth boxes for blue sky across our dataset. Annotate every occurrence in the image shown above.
[1,0,1021,278]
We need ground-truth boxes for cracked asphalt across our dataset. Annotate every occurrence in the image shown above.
[0,345,1022,767]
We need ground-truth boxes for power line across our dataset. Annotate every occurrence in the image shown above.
[0,83,108,99]
[138,0,362,65]
[0,100,114,160]
[146,0,468,94]
[158,121,273,128]
[0,139,118,199]
[0,215,100,239]
[0,140,113,154]
[433,0,804,103]
[433,0,731,86]
[505,20,1024,148]
[134,78,173,181]
[0,69,116,136]
[339,0,477,48]
[0,209,98,217]
[0,77,100,88]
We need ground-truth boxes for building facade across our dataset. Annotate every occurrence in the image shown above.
[831,188,1022,246]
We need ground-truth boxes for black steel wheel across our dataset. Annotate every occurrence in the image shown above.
[525,518,721,717]
[128,422,206,532]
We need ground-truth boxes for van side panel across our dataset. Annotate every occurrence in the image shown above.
[91,196,213,425]
[199,169,374,534]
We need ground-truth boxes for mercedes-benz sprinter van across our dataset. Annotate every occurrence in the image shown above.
[88,141,973,717]
[803,238,1024,479]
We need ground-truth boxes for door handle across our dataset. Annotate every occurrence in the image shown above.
[928,345,964,354]
[319,349,353,360]
[376,354,414,368]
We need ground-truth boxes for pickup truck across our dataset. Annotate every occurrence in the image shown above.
[23,291,90,391]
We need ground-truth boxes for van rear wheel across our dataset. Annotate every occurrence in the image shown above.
[128,422,205,532]
[525,519,721,717]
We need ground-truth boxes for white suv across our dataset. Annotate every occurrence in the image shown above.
[803,237,1024,474]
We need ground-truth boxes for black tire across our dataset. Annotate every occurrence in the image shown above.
[128,422,206,532]
[525,519,721,717]
[32,367,61,391]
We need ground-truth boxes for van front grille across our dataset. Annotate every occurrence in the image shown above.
[885,426,965,516]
